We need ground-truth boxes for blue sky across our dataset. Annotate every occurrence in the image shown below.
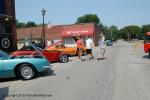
[15,0,150,29]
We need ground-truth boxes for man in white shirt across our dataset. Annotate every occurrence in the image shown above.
[86,36,94,60]
[98,36,105,60]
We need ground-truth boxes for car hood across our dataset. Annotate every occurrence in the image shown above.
[22,37,44,57]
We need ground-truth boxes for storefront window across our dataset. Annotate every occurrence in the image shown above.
[82,36,86,44]
[65,36,93,45]
[65,37,75,44]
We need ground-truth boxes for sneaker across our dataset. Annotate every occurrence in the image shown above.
[97,58,102,60]
[78,59,82,62]
[86,58,90,61]
[91,56,94,59]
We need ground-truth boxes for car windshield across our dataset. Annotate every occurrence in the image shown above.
[0,50,9,59]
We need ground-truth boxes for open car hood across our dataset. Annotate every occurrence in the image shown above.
[22,37,44,57]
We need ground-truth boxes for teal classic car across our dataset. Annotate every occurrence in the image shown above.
[0,50,51,80]
[0,38,52,80]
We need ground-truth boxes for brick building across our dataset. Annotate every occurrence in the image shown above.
[17,25,62,46]
[61,23,99,47]
[17,23,100,48]
[0,0,17,52]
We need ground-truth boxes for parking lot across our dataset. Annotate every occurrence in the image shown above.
[1,40,150,100]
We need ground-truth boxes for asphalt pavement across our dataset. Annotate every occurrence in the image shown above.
[1,40,150,100]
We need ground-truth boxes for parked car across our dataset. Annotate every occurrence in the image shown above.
[106,40,113,46]
[0,39,52,80]
[11,45,68,63]
[144,32,150,58]
[45,41,86,56]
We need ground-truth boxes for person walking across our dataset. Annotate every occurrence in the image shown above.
[86,36,94,60]
[97,36,106,60]
[77,36,83,62]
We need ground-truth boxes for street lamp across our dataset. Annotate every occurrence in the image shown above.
[41,8,46,48]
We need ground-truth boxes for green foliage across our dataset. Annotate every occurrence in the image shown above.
[26,21,37,27]
[102,25,109,38]
[75,14,150,41]
[76,14,100,24]
[16,20,38,28]
[119,28,128,40]
[16,19,26,28]
[119,25,142,40]
[108,25,119,41]
[16,16,150,41]
[142,24,150,34]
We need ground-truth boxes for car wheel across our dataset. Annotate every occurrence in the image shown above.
[59,54,68,63]
[18,64,36,80]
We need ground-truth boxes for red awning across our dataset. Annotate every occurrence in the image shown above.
[146,32,150,36]
[62,27,94,37]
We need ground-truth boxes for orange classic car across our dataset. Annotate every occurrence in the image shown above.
[46,42,86,56]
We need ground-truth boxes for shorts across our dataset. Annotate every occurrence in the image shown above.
[86,49,92,54]
[77,48,82,52]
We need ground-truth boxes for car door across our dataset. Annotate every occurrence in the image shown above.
[0,59,6,78]
[43,50,60,62]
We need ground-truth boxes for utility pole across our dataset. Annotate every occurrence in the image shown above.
[111,29,112,41]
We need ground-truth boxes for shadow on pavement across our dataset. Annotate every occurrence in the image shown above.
[0,78,19,83]
[38,68,56,78]
[0,68,55,82]
[0,87,9,100]
[143,55,150,59]
[97,57,107,60]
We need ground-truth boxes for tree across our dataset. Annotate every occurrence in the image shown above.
[16,20,38,28]
[109,25,119,41]
[119,25,142,40]
[142,24,150,34]
[25,21,37,27]
[102,25,109,39]
[75,14,100,24]
[16,19,26,28]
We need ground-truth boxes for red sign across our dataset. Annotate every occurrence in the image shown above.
[62,27,94,37]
